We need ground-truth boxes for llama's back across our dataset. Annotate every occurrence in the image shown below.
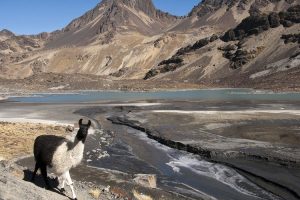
[34,135,65,166]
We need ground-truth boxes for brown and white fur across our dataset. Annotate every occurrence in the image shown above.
[32,119,91,200]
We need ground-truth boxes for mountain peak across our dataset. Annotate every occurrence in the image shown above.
[0,29,15,42]
[0,29,15,36]
[113,0,156,16]
[53,0,178,46]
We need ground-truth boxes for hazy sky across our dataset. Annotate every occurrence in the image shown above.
[0,0,200,35]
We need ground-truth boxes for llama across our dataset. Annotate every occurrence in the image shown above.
[32,119,91,200]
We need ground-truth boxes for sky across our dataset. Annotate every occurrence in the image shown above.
[0,0,200,35]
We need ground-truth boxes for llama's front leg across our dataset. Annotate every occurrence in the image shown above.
[65,171,77,200]
[57,174,66,192]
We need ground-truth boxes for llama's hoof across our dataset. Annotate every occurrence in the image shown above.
[59,188,66,193]
[45,185,53,191]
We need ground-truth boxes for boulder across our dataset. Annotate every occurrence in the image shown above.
[210,34,219,42]
[176,45,192,56]
[133,174,157,189]
[281,34,300,44]
[281,20,294,27]
[133,190,153,200]
[191,37,210,50]
[143,69,159,80]
[222,29,236,41]
[219,44,237,51]
[220,8,300,42]
[279,5,300,26]
[158,57,183,66]
[222,14,270,41]
[268,12,281,28]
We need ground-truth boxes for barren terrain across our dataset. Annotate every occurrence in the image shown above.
[0,122,67,160]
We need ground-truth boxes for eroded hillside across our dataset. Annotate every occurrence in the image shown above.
[0,0,299,91]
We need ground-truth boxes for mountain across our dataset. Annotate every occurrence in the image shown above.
[173,0,295,31]
[45,0,179,48]
[0,0,299,91]
[0,0,185,79]
[144,3,300,90]
[0,29,15,42]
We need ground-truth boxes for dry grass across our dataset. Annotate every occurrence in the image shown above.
[88,188,101,199]
[0,121,66,160]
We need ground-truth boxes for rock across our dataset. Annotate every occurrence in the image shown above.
[210,34,219,42]
[238,14,269,33]
[89,188,101,199]
[281,20,294,27]
[133,190,153,200]
[223,51,236,60]
[281,34,300,44]
[110,187,129,199]
[66,125,74,132]
[158,57,183,66]
[221,10,294,42]
[0,167,67,200]
[143,69,159,80]
[285,5,300,23]
[220,45,261,69]
[222,29,236,41]
[144,56,183,80]
[191,37,210,50]
[144,33,218,79]
[219,44,237,51]
[38,32,49,40]
[0,176,7,184]
[268,12,280,28]
[109,68,128,78]
[103,185,110,192]
[175,45,192,56]
[279,5,300,27]
[133,174,157,189]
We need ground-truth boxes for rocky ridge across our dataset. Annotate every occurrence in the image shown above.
[0,0,299,91]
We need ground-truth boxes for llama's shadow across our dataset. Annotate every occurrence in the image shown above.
[23,169,72,199]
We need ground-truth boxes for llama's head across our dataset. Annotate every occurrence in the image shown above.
[76,119,91,142]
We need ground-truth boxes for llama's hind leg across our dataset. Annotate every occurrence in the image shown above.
[65,171,77,200]
[31,162,40,182]
[40,163,51,189]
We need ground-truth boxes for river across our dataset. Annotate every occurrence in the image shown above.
[2,89,300,200]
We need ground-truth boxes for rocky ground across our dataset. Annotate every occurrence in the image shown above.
[0,72,205,93]
[1,72,300,94]
[0,160,126,200]
[0,121,190,200]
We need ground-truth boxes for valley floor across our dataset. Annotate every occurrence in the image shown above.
[1,93,300,199]
[1,72,300,94]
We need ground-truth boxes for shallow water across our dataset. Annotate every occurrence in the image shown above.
[9,89,300,103]
[86,127,280,200]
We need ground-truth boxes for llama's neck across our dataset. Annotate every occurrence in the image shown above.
[69,138,85,167]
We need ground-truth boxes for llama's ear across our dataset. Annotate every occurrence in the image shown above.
[87,120,91,127]
[79,119,83,126]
